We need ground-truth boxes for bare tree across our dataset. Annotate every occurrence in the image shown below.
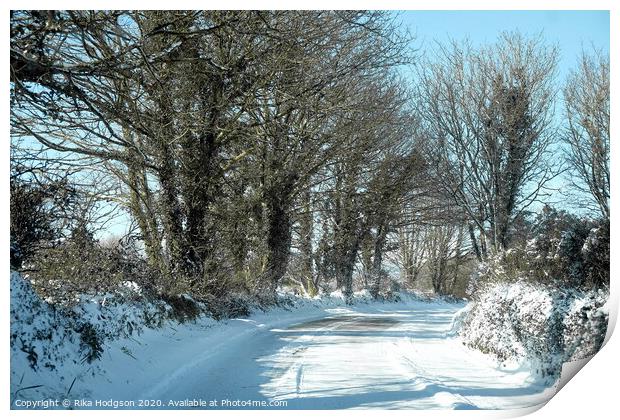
[363,149,424,298]
[416,32,560,257]
[239,12,413,296]
[563,50,610,219]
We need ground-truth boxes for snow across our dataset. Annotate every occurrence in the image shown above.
[11,271,559,410]
[252,305,553,409]
[458,280,608,378]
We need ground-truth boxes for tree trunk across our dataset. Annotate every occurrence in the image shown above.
[127,164,166,277]
[298,188,315,295]
[336,242,359,301]
[264,185,294,295]
[360,229,373,289]
[370,222,388,299]
[334,216,364,301]
[468,223,483,262]
[156,142,186,280]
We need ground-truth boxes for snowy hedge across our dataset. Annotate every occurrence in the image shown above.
[458,280,608,378]
[10,271,180,373]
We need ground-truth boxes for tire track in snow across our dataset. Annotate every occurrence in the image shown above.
[267,317,355,399]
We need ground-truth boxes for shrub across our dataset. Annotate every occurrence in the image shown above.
[10,180,56,269]
[459,281,608,379]
[206,294,252,320]
[469,207,609,292]
[77,322,103,363]
[581,218,610,289]
[160,294,202,322]
[29,229,164,305]
[525,206,609,290]
[461,207,610,379]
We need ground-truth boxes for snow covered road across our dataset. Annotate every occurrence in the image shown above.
[11,270,558,410]
[125,301,556,410]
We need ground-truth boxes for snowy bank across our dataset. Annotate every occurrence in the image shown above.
[457,280,608,379]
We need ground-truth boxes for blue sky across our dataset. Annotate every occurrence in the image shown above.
[398,10,609,81]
